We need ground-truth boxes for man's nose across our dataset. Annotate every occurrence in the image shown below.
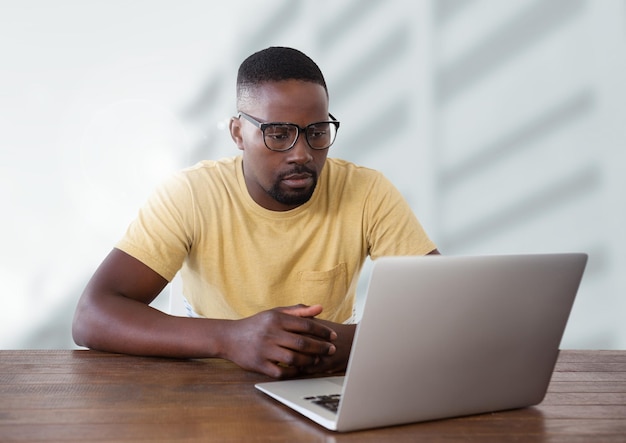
[286,131,313,164]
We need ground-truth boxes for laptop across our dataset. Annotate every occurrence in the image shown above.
[255,253,588,432]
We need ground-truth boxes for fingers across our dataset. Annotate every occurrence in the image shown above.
[245,338,325,379]
[275,328,336,359]
[265,310,337,358]
[262,314,338,377]
[277,309,338,341]
[225,308,339,379]
[263,341,323,371]
[299,322,356,376]
[278,303,324,318]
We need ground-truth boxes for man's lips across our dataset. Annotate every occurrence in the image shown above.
[281,172,313,188]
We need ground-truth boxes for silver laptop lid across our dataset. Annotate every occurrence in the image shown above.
[335,253,587,431]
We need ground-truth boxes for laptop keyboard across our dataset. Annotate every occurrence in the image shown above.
[304,394,341,413]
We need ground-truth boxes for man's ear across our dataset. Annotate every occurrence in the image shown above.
[229,117,245,151]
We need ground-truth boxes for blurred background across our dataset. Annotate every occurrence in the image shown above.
[1,0,625,350]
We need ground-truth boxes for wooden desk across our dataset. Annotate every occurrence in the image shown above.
[1,350,625,442]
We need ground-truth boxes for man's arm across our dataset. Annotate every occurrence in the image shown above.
[72,248,338,378]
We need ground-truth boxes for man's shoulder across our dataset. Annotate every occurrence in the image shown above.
[183,156,239,175]
[174,156,240,184]
[156,156,240,198]
[325,158,382,183]
[326,158,383,189]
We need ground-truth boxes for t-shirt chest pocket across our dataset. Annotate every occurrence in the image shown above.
[298,263,349,319]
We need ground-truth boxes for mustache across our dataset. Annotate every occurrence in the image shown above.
[278,165,316,179]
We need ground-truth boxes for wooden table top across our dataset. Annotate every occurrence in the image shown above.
[1,349,625,442]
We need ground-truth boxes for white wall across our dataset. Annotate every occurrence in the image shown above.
[428,0,626,348]
[0,0,236,346]
[1,0,624,349]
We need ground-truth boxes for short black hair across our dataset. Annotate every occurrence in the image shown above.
[236,47,327,107]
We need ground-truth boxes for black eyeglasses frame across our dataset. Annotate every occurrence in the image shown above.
[237,111,340,152]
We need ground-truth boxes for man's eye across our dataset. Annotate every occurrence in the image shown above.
[308,124,329,139]
[265,126,291,140]
[266,132,290,141]
[310,130,327,138]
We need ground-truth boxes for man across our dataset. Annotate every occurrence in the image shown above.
[73,47,438,379]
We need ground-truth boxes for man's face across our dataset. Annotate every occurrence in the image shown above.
[230,80,330,211]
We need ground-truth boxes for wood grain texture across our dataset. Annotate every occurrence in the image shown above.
[1,350,625,442]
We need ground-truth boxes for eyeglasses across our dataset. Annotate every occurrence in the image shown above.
[237,111,340,152]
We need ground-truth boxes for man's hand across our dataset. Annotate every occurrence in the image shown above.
[300,319,356,376]
[220,304,338,379]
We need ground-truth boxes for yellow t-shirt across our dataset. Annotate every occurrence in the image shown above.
[116,156,436,323]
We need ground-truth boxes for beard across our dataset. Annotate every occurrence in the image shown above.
[267,166,318,206]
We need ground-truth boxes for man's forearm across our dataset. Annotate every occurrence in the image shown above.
[73,293,339,378]
[73,290,229,359]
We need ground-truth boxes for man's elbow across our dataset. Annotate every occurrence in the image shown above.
[72,304,90,348]
[72,296,100,349]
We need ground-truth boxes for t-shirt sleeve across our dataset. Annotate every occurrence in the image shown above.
[364,173,436,259]
[115,172,194,281]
